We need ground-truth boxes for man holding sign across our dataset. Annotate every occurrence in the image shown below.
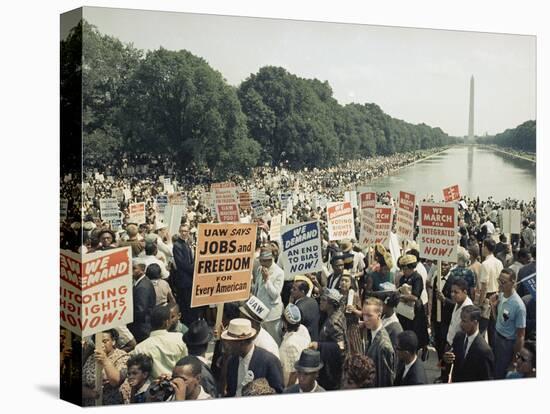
[253,249,285,345]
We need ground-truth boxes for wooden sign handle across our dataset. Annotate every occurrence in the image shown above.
[95,332,103,406]
[436,261,442,322]
[215,303,224,340]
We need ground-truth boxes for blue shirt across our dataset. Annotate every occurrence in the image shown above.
[496,291,526,340]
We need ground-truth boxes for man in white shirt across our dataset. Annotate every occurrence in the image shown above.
[239,295,281,359]
[477,238,503,343]
[131,305,188,378]
[279,304,311,386]
[481,218,495,238]
[446,278,473,346]
[253,249,285,344]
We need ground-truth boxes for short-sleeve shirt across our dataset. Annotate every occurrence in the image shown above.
[151,279,172,305]
[496,291,526,339]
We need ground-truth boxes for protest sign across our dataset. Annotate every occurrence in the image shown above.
[155,195,169,225]
[168,192,186,207]
[396,191,416,241]
[374,205,393,247]
[286,198,294,216]
[191,223,257,307]
[344,191,358,209]
[100,198,120,222]
[239,192,252,210]
[518,273,536,299]
[282,210,288,226]
[358,191,376,246]
[60,247,133,337]
[418,202,458,262]
[501,209,522,234]
[164,183,175,194]
[123,189,132,202]
[60,198,68,221]
[212,182,240,223]
[280,192,292,209]
[327,201,355,241]
[164,204,185,236]
[443,184,461,202]
[280,221,323,276]
[270,214,282,241]
[114,188,124,202]
[128,202,146,225]
[251,199,265,218]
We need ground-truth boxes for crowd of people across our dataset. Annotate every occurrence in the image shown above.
[59,149,537,405]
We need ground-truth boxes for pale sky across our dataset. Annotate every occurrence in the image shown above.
[74,6,536,137]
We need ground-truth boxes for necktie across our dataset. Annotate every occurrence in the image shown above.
[366,330,373,351]
[463,336,469,357]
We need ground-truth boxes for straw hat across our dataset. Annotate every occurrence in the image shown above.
[221,318,257,341]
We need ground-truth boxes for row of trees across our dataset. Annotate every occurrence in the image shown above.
[480,120,536,153]
[61,21,458,178]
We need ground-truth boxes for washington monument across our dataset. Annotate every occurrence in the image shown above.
[468,75,474,142]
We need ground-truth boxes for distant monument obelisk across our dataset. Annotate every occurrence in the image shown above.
[468,75,474,143]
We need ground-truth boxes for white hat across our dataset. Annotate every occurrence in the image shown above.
[240,296,270,322]
[221,318,257,341]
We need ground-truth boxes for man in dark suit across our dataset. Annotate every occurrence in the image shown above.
[443,305,495,382]
[363,298,395,387]
[394,331,427,386]
[173,224,203,326]
[222,318,284,396]
[183,319,219,398]
[326,254,345,290]
[284,349,325,393]
[291,278,320,341]
[128,262,156,343]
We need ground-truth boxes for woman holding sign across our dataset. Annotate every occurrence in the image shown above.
[339,272,364,355]
[82,329,131,405]
[396,255,429,356]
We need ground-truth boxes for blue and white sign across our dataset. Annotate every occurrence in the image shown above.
[281,221,323,276]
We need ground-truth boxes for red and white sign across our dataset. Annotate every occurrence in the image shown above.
[442,185,461,202]
[128,202,146,225]
[396,191,416,241]
[212,182,240,223]
[374,205,393,248]
[359,191,376,246]
[327,201,355,241]
[418,202,458,262]
[60,247,133,337]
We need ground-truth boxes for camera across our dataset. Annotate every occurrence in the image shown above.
[148,379,174,401]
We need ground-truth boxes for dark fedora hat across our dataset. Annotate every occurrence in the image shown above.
[182,319,213,346]
[294,349,324,373]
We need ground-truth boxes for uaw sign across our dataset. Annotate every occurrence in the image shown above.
[327,201,355,241]
[396,191,416,241]
[359,191,376,246]
[374,205,393,248]
[442,185,461,203]
[191,223,257,307]
[212,182,240,223]
[60,247,133,336]
[418,202,458,262]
